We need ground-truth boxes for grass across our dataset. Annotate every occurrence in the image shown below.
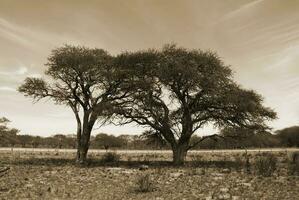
[135,173,154,193]
[101,152,121,163]
[254,153,277,177]
[287,151,299,176]
[0,149,298,199]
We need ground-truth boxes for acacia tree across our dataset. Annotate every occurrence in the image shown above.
[112,44,277,165]
[276,126,299,147]
[0,117,19,147]
[140,130,168,149]
[18,45,128,164]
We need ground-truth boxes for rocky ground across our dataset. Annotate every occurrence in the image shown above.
[0,150,298,200]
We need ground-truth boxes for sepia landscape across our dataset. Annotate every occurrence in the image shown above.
[0,0,299,199]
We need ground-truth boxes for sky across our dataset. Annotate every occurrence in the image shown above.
[0,0,299,136]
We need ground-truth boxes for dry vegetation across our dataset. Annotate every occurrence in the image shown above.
[0,149,298,200]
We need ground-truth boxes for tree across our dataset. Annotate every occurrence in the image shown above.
[92,133,125,150]
[17,135,32,148]
[53,134,67,149]
[111,44,277,165]
[140,130,168,149]
[0,117,19,147]
[18,45,128,164]
[276,126,299,147]
[31,136,42,148]
[219,127,280,148]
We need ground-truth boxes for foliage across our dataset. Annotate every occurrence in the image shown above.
[111,44,277,164]
[14,44,282,165]
[254,153,277,177]
[101,152,120,163]
[140,130,168,149]
[18,45,129,163]
[0,117,19,147]
[92,133,125,150]
[276,126,299,147]
[287,151,299,176]
[135,173,154,193]
[0,130,296,150]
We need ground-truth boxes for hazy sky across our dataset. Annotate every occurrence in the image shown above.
[0,0,298,136]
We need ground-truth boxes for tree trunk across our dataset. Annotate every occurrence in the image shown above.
[76,112,96,165]
[77,143,88,164]
[76,133,90,164]
[172,143,188,165]
[75,119,82,163]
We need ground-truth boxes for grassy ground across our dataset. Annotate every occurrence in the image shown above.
[0,149,298,200]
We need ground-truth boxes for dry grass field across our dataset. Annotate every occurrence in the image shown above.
[0,148,298,200]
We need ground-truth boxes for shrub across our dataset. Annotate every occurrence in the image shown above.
[242,150,251,174]
[287,151,299,176]
[135,173,154,193]
[287,161,299,176]
[287,151,299,164]
[254,153,277,177]
[101,152,120,163]
[189,154,203,167]
[233,155,243,172]
[126,156,134,167]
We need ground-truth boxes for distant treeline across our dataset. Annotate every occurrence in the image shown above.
[1,127,298,149]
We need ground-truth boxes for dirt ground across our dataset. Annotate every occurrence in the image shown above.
[0,149,298,200]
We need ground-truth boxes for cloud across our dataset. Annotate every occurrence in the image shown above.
[220,0,264,22]
[0,17,80,51]
[28,73,42,78]
[0,66,28,76]
[0,86,16,92]
[0,18,35,47]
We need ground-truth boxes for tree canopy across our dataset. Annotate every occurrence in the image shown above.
[18,44,277,165]
[18,45,129,163]
[276,126,299,147]
[0,117,19,147]
[110,44,277,164]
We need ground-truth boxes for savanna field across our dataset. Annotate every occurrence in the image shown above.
[0,149,298,200]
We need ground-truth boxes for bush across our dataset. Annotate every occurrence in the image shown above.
[233,155,243,172]
[135,173,154,193]
[189,154,203,167]
[126,156,135,167]
[287,151,299,164]
[287,162,299,176]
[101,152,120,163]
[254,153,277,177]
[287,151,299,176]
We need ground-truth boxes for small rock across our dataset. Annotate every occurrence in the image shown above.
[51,170,57,175]
[221,168,231,174]
[170,172,184,178]
[139,165,149,170]
[211,172,223,177]
[25,184,34,188]
[220,187,229,193]
[242,183,252,187]
[44,171,50,175]
[219,193,231,200]
[232,196,241,200]
[211,182,217,186]
[213,176,223,180]
[107,167,123,172]
[122,169,135,174]
[205,196,213,200]
[196,168,206,175]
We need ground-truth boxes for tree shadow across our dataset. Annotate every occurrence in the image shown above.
[8,157,241,170]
